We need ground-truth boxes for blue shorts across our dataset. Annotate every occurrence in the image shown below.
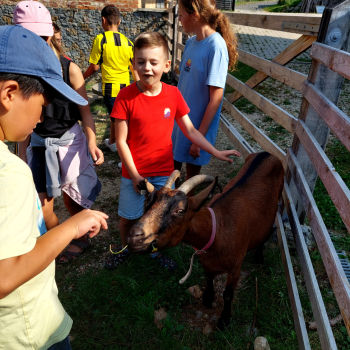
[118,175,175,220]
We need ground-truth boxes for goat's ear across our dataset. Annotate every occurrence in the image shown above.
[188,177,218,212]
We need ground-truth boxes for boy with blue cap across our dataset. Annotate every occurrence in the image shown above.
[0,25,108,350]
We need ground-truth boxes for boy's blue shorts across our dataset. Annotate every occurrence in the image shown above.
[118,175,175,220]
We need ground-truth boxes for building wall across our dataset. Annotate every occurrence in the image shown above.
[0,4,167,69]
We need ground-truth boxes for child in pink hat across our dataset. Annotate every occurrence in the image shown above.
[13,0,54,36]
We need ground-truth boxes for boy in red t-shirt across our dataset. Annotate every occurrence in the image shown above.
[105,32,240,269]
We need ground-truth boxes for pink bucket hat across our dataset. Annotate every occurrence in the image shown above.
[13,0,54,37]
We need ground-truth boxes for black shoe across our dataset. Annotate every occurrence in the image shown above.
[104,246,129,270]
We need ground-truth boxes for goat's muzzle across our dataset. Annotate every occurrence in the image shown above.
[127,225,155,253]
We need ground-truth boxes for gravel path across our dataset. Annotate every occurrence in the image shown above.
[235,0,278,11]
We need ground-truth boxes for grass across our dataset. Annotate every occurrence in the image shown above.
[56,243,304,349]
[263,0,301,12]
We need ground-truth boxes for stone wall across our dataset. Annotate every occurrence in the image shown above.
[0,5,167,69]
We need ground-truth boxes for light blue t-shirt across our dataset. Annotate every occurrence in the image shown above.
[172,32,229,165]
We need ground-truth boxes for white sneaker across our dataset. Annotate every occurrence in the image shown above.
[104,139,117,152]
[118,162,122,169]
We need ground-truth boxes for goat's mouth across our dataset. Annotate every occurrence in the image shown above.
[128,239,155,254]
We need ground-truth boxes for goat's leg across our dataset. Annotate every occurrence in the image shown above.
[217,271,239,330]
[202,273,215,308]
[254,226,274,264]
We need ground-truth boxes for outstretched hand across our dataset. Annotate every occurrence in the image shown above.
[215,149,241,163]
[65,209,109,239]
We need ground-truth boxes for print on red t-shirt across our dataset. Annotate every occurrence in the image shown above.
[110,82,190,179]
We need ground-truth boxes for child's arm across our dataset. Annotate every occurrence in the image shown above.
[189,86,224,158]
[176,115,241,162]
[83,63,99,80]
[0,209,108,299]
[115,119,144,193]
[69,62,104,166]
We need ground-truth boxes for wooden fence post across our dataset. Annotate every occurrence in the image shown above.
[171,2,178,82]
[289,0,350,221]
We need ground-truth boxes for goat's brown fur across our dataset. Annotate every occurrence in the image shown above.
[128,152,284,329]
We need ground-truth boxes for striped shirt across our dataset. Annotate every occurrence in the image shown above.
[89,31,133,97]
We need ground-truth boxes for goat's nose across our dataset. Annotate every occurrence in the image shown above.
[128,226,145,246]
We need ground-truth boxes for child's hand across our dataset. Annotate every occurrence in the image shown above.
[189,144,201,158]
[214,150,241,163]
[65,210,109,239]
[89,144,104,166]
[132,174,145,194]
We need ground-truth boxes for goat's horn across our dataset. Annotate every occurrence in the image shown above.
[178,175,215,195]
[164,170,180,189]
[144,179,155,193]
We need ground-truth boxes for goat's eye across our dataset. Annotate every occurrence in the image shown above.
[177,209,185,216]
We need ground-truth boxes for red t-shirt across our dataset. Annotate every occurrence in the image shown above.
[111,82,190,179]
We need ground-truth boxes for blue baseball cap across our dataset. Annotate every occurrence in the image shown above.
[0,25,87,106]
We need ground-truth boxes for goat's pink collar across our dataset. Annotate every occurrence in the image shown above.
[194,207,216,254]
[179,208,216,284]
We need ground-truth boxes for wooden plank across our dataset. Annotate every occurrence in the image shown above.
[227,35,316,104]
[222,97,287,168]
[175,58,181,66]
[310,42,350,81]
[237,49,307,92]
[165,33,172,43]
[296,120,350,233]
[301,80,350,153]
[176,42,185,52]
[226,74,297,134]
[219,114,254,159]
[287,149,350,336]
[275,212,311,350]
[165,19,173,28]
[282,180,338,349]
[224,11,321,35]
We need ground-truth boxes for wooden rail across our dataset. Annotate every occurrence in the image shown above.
[224,11,321,36]
[228,35,316,104]
[237,49,307,92]
[295,120,350,232]
[222,98,287,168]
[287,149,350,332]
[301,80,350,153]
[282,181,338,349]
[310,42,350,80]
[226,73,297,134]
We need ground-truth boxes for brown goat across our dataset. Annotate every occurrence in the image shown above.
[128,152,284,329]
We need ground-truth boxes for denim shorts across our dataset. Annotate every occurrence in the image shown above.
[118,175,175,220]
[47,336,71,350]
